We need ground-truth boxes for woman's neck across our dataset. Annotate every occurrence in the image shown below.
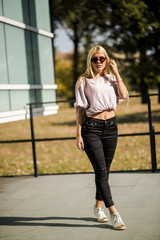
[94,68,107,77]
[94,72,104,78]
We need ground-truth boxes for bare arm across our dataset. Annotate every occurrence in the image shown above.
[76,108,85,151]
[108,59,128,99]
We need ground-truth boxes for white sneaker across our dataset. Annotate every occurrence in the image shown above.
[110,212,126,230]
[93,207,109,222]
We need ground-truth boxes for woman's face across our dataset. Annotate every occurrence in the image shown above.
[91,52,107,75]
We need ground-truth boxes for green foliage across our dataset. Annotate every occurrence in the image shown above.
[55,54,73,98]
[50,0,111,97]
[105,0,160,97]
[50,0,160,100]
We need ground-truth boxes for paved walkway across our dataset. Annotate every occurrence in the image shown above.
[0,172,160,240]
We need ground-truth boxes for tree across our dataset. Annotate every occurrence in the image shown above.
[103,0,160,103]
[49,0,110,99]
[144,0,160,102]
[50,0,160,102]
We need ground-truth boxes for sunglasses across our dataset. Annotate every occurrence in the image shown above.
[91,56,107,63]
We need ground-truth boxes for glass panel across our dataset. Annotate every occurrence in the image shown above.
[29,0,50,31]
[25,31,35,85]
[0,91,10,112]
[10,90,37,111]
[32,33,55,85]
[38,36,55,85]
[35,90,56,107]
[29,90,36,104]
[41,89,56,103]
[3,0,30,25]
[10,90,29,110]
[5,24,34,84]
[31,32,41,85]
[0,0,3,16]
[35,90,42,106]
[0,23,8,84]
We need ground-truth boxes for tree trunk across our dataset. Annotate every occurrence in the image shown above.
[140,76,148,104]
[139,48,148,104]
[158,83,160,103]
[82,29,92,69]
[72,22,80,101]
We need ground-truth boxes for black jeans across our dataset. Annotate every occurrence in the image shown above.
[82,116,118,208]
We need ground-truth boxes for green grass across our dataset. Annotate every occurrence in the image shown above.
[0,92,160,176]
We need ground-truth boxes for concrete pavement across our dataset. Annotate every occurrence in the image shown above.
[0,172,160,240]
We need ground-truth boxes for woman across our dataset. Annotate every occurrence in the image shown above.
[74,45,128,230]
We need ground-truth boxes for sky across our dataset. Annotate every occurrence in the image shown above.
[54,27,73,53]
[54,26,108,53]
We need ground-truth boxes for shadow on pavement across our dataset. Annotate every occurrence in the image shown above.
[0,216,113,229]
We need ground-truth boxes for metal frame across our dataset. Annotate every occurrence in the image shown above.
[0,94,159,177]
[0,84,57,90]
[0,16,54,38]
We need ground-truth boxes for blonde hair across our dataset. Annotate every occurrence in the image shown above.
[77,45,111,87]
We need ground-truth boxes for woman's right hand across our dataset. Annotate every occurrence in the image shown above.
[76,136,84,151]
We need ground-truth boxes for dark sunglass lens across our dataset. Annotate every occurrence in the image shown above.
[91,57,98,62]
[99,57,106,62]
[91,57,106,63]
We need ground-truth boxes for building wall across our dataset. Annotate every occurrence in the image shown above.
[0,0,58,123]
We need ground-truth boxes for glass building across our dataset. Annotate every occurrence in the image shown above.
[0,0,58,123]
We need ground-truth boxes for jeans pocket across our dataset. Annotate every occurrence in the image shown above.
[83,121,98,130]
[106,120,118,131]
[110,118,117,126]
[112,121,117,127]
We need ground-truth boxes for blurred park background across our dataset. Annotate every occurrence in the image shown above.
[0,0,160,176]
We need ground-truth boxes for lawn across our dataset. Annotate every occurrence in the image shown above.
[0,92,160,176]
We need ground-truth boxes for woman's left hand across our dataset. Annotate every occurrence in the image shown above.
[108,59,119,75]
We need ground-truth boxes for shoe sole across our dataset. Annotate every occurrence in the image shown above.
[93,211,109,222]
[98,218,109,222]
[113,225,126,230]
